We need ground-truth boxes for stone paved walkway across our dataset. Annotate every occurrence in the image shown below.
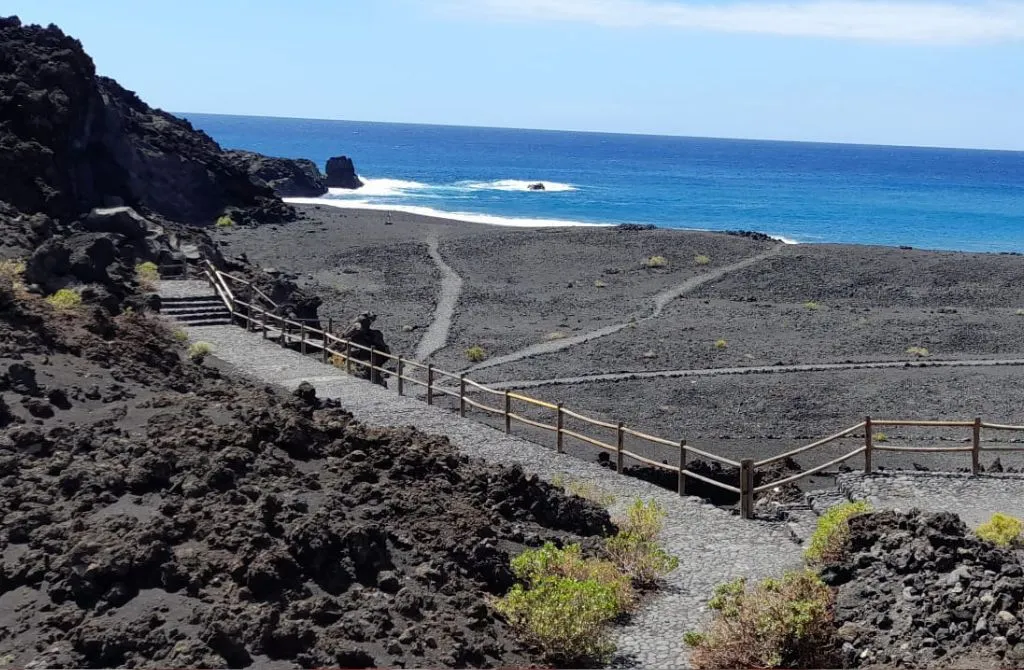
[838,471,1024,529]
[161,280,802,668]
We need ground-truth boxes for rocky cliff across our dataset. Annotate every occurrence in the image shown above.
[225,151,328,198]
[0,16,293,226]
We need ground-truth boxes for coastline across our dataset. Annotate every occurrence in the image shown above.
[284,195,803,244]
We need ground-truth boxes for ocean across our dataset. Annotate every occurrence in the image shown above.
[184,113,1024,253]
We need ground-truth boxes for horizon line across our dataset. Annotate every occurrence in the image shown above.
[178,110,1024,155]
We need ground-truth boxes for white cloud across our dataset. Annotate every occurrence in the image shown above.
[454,0,1024,44]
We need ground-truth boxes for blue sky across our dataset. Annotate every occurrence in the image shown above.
[7,0,1024,150]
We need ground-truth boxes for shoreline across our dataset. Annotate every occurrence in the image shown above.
[285,195,806,244]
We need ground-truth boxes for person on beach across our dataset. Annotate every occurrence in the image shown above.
[341,311,391,387]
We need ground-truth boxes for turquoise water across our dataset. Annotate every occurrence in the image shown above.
[185,113,1024,252]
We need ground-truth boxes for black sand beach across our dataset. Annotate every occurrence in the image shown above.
[215,204,1024,477]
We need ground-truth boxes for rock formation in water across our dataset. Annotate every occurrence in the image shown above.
[325,155,364,189]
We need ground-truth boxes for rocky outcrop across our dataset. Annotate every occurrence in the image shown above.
[0,16,294,225]
[225,151,328,198]
[527,182,545,191]
[822,509,1023,669]
[325,156,364,190]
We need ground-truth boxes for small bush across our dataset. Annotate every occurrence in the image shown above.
[715,339,728,350]
[465,345,487,362]
[544,331,567,341]
[1016,309,1024,316]
[976,513,1024,547]
[511,542,635,614]
[605,499,679,586]
[686,570,836,669]
[172,329,189,343]
[803,301,821,311]
[0,259,25,282]
[906,346,930,357]
[645,255,668,268]
[695,254,711,266]
[803,501,872,565]
[565,481,617,508]
[497,576,618,665]
[215,214,235,228]
[46,288,82,311]
[873,432,888,443]
[594,279,607,288]
[188,341,213,362]
[136,261,159,281]
[329,353,346,369]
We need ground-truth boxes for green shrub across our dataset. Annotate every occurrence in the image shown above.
[565,481,617,508]
[906,346,930,357]
[976,513,1024,547]
[188,341,213,362]
[1016,309,1024,316]
[873,432,888,443]
[215,214,235,228]
[544,331,567,341]
[605,499,679,586]
[695,254,711,266]
[645,255,668,268]
[594,279,607,288]
[497,576,618,665]
[715,339,728,350]
[46,288,82,311]
[803,501,872,565]
[803,301,821,311]
[465,345,487,362]
[172,329,189,343]
[686,570,836,669]
[511,542,635,614]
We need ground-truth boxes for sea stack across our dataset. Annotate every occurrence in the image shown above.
[325,155,364,189]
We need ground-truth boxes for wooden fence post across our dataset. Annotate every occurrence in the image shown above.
[616,422,624,473]
[459,375,467,417]
[321,333,328,363]
[427,365,434,405]
[300,323,307,355]
[260,310,266,339]
[864,416,873,474]
[397,357,404,396]
[504,391,511,434]
[556,403,564,454]
[678,440,687,496]
[345,340,352,374]
[972,417,981,475]
[246,303,252,331]
[280,321,287,348]
[370,348,376,382]
[740,459,754,519]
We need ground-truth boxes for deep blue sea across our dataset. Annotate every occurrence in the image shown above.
[184,113,1024,253]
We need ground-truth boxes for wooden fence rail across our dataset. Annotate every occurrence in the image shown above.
[196,264,1024,519]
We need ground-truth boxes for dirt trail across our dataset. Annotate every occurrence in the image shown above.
[415,236,464,360]
[459,245,785,375]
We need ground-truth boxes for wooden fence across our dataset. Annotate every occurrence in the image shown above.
[199,263,1024,518]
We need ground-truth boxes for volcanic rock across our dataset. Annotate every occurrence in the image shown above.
[527,182,545,191]
[325,156,364,190]
[226,150,328,198]
[822,509,1023,668]
[0,16,293,225]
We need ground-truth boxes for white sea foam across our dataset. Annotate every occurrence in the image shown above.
[459,179,577,193]
[283,197,605,228]
[329,177,430,198]
[772,235,800,245]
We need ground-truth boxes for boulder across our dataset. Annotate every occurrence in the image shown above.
[527,182,545,191]
[325,156,364,190]
[225,151,328,198]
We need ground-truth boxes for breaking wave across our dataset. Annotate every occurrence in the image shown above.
[459,179,577,192]
[328,177,429,198]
